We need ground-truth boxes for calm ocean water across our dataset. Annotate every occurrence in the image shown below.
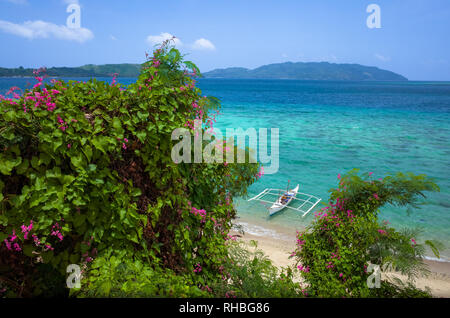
[1,77,450,259]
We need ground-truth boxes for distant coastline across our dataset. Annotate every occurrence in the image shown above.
[1,61,408,81]
[203,62,408,81]
[0,63,142,78]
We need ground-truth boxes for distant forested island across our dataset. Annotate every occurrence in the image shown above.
[203,62,408,81]
[0,64,141,78]
[0,61,407,81]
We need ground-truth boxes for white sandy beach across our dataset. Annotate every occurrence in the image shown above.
[231,219,450,298]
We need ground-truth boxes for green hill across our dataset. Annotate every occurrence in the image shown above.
[0,63,142,77]
[203,62,408,81]
[0,61,407,81]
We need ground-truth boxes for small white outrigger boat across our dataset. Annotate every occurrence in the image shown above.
[248,183,321,217]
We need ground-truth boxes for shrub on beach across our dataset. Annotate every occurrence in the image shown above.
[0,40,260,297]
[292,169,440,297]
[210,240,304,298]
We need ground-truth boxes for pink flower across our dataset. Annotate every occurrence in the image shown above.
[373,193,379,200]
[44,244,54,251]
[193,263,202,273]
[256,166,264,178]
[10,230,17,242]
[3,239,12,250]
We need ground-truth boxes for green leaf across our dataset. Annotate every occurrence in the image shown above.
[100,281,112,296]
[136,131,147,142]
[112,118,122,130]
[0,154,22,175]
[130,188,142,197]
[82,145,93,162]
[16,159,29,175]
[425,240,440,259]
[119,209,126,221]
[92,136,110,154]
[70,153,85,169]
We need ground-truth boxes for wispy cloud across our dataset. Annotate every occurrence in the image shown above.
[328,54,338,62]
[146,33,216,52]
[62,0,79,4]
[2,0,28,5]
[374,53,391,62]
[110,35,117,41]
[146,32,182,47]
[0,19,94,43]
[191,38,215,51]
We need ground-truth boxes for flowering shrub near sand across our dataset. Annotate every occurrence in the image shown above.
[293,169,441,297]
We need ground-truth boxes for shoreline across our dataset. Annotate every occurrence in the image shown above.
[231,219,450,297]
[233,214,450,263]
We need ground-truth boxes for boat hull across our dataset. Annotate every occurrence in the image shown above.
[269,185,299,215]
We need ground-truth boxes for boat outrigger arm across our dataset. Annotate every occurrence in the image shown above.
[248,188,322,217]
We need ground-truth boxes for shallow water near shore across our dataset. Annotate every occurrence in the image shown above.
[197,79,450,260]
[2,77,450,259]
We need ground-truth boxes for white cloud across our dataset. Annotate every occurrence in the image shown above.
[0,19,94,43]
[110,35,117,41]
[281,53,288,58]
[374,53,391,62]
[2,0,28,4]
[145,33,216,52]
[146,32,182,47]
[191,38,215,51]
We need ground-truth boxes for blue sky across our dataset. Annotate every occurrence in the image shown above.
[0,0,449,80]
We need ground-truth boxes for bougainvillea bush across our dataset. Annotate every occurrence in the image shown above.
[0,40,261,297]
[292,169,440,297]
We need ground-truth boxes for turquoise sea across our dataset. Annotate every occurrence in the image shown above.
[1,77,450,260]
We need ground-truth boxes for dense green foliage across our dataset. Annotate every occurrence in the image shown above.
[292,169,440,297]
[203,62,408,81]
[74,251,208,298]
[209,240,303,298]
[0,41,260,297]
[0,64,141,78]
[74,241,303,298]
